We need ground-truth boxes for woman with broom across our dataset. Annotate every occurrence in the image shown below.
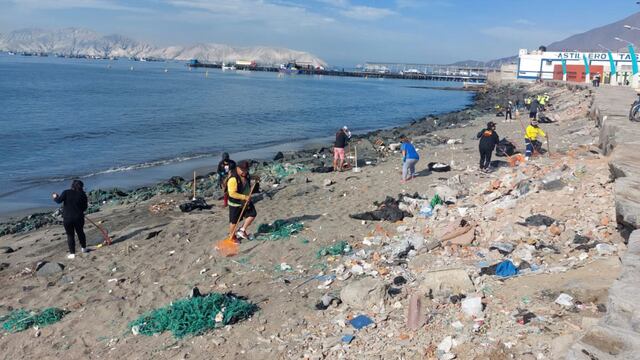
[226,160,257,241]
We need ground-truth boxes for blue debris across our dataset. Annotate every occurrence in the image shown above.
[350,315,374,330]
[496,260,519,278]
[342,334,355,343]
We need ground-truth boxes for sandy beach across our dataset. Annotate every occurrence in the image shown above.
[0,81,623,360]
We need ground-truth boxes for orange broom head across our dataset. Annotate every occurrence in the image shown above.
[216,238,239,257]
[508,154,526,167]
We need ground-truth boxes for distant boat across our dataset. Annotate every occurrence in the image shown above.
[279,62,299,75]
[7,51,15,55]
[222,62,236,71]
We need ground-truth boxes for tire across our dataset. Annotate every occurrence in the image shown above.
[630,102,640,122]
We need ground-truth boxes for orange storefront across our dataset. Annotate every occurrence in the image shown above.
[553,64,604,82]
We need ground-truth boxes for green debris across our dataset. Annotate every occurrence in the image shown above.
[317,240,351,258]
[0,212,61,237]
[129,293,257,339]
[430,194,443,208]
[255,220,304,241]
[264,163,308,180]
[1,308,68,333]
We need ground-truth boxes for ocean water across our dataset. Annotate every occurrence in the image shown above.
[0,55,473,216]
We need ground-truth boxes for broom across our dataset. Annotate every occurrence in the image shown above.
[216,183,257,257]
[85,216,112,246]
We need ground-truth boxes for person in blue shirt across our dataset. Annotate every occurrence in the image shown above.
[400,136,420,182]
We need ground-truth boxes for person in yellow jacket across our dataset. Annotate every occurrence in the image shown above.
[525,120,547,159]
[226,160,257,241]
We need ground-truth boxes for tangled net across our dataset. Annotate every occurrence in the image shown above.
[317,240,351,258]
[129,293,258,339]
[1,308,68,333]
[255,220,304,241]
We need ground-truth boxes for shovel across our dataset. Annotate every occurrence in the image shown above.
[216,183,257,257]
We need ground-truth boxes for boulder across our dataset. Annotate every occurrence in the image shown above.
[340,278,387,310]
[36,261,64,276]
[417,268,475,296]
[614,177,640,229]
[609,146,640,180]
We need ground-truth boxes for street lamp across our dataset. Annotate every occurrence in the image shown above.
[615,37,635,46]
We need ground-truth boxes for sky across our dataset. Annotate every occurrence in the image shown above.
[0,0,639,65]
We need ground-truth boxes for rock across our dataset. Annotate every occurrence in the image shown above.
[596,243,616,256]
[36,261,64,276]
[273,152,284,161]
[551,334,578,360]
[323,179,334,187]
[0,246,14,254]
[0,263,9,271]
[549,224,562,236]
[340,278,387,310]
[609,145,640,180]
[614,177,640,229]
[417,268,475,297]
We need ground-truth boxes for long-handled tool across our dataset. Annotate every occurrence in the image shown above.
[546,134,552,157]
[85,216,112,246]
[216,182,257,257]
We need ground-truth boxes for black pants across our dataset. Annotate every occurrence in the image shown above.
[505,109,512,120]
[479,148,493,169]
[63,218,86,254]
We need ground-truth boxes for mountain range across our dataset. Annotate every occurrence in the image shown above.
[547,12,640,52]
[0,28,327,67]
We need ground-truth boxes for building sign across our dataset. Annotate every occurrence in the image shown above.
[555,52,632,60]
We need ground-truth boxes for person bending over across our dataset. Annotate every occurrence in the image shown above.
[227,160,257,241]
[477,121,499,172]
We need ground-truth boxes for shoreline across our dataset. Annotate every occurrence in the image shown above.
[0,87,479,223]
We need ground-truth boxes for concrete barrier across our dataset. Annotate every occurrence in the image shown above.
[567,86,640,359]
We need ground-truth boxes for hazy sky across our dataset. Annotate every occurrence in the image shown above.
[1,0,638,65]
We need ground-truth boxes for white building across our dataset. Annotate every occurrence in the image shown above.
[517,48,638,86]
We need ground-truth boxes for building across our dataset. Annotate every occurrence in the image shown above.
[517,48,638,86]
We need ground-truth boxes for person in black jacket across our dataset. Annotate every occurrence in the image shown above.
[217,152,236,207]
[477,122,500,172]
[52,179,89,259]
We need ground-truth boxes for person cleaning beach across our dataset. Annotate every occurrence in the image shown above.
[227,160,256,241]
[52,179,89,259]
[400,136,420,183]
[217,152,236,207]
[477,121,499,172]
[524,120,547,160]
[529,97,539,120]
[333,126,351,171]
[505,101,513,121]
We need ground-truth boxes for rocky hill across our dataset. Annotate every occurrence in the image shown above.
[0,27,327,67]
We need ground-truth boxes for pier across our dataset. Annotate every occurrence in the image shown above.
[188,61,493,83]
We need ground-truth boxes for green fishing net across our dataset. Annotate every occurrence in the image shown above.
[255,220,304,241]
[317,240,351,258]
[266,164,308,180]
[1,308,68,333]
[129,293,258,339]
[430,194,443,208]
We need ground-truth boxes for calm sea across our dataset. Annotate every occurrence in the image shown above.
[0,55,473,216]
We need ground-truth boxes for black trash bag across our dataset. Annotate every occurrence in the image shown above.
[350,195,412,222]
[538,115,555,123]
[179,198,212,213]
[495,139,516,157]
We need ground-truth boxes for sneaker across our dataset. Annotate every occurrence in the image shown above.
[67,253,76,259]
[235,229,249,240]
[81,248,89,253]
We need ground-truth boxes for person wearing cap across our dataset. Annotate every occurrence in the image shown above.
[400,136,420,182]
[217,152,236,207]
[525,120,547,159]
[333,126,351,171]
[226,160,256,241]
[476,121,499,172]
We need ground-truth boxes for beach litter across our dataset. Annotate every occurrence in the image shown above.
[317,240,351,258]
[129,292,257,338]
[255,220,304,241]
[1,308,68,333]
[349,315,374,330]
